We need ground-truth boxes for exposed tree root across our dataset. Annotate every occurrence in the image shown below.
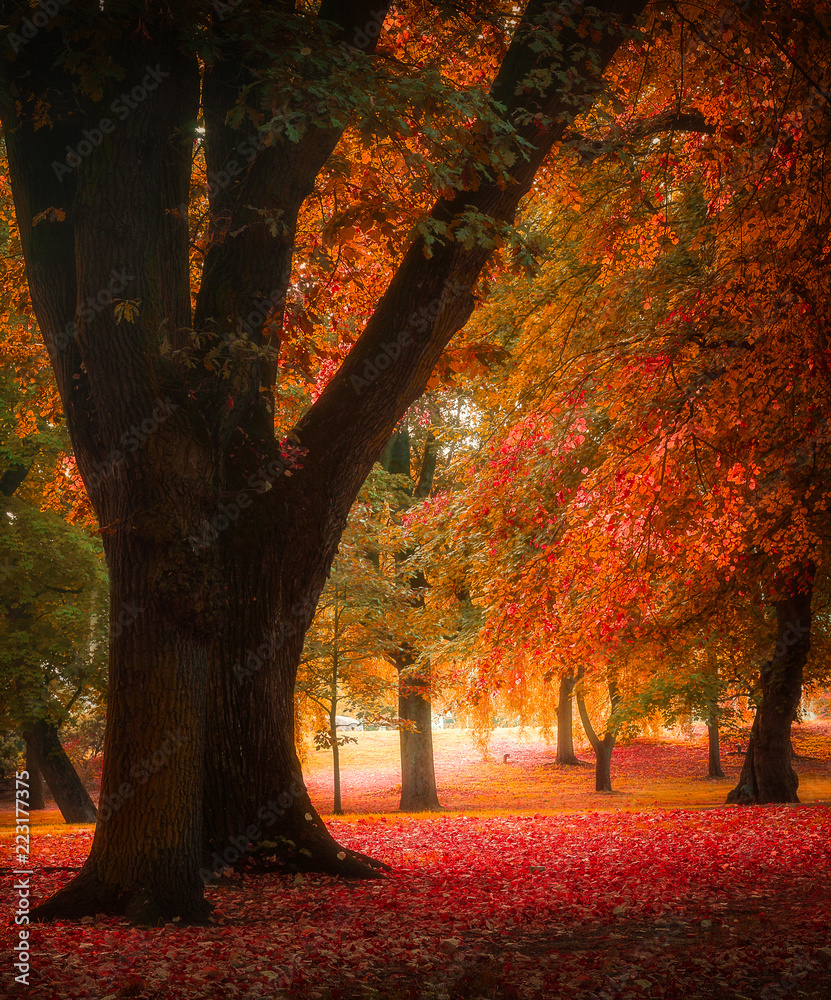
[238,827,391,879]
[29,866,214,926]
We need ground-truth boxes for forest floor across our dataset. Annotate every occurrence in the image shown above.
[2,722,831,999]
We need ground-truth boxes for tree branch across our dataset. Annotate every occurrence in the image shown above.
[193,2,394,417]
[292,0,646,537]
[575,687,601,753]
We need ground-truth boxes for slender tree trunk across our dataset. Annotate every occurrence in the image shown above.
[25,737,46,810]
[22,719,96,823]
[396,654,442,812]
[556,673,581,765]
[382,427,443,812]
[331,717,343,816]
[727,579,812,805]
[576,679,620,793]
[707,720,725,778]
[331,611,343,816]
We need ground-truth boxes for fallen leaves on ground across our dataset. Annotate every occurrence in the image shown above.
[3,805,831,999]
[302,720,831,814]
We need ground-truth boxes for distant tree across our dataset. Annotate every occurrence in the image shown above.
[379,420,446,811]
[575,672,621,793]
[0,496,107,821]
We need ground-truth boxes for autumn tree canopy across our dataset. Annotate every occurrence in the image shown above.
[410,1,831,803]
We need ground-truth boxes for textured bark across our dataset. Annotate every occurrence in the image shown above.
[23,719,96,823]
[396,654,442,812]
[7,31,217,924]
[24,735,47,810]
[556,673,581,765]
[726,580,812,805]
[706,721,726,779]
[1,1,645,922]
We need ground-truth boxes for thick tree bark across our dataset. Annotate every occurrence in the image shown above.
[200,534,378,878]
[706,721,726,778]
[556,673,582,765]
[2,2,645,922]
[6,33,218,924]
[576,679,620,793]
[726,579,812,805]
[23,720,96,823]
[24,735,47,810]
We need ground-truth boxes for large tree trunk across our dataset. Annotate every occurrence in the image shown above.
[396,654,442,812]
[30,517,216,923]
[200,535,383,881]
[556,673,581,765]
[24,736,46,810]
[22,719,96,823]
[4,2,644,923]
[726,580,812,805]
[13,38,218,923]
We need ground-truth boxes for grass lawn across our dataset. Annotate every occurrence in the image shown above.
[299,720,831,816]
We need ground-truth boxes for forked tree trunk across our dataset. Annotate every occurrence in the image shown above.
[23,719,96,823]
[576,679,620,793]
[25,737,46,810]
[556,673,581,765]
[396,654,442,812]
[706,720,725,778]
[5,3,644,923]
[727,580,812,805]
[200,535,377,880]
